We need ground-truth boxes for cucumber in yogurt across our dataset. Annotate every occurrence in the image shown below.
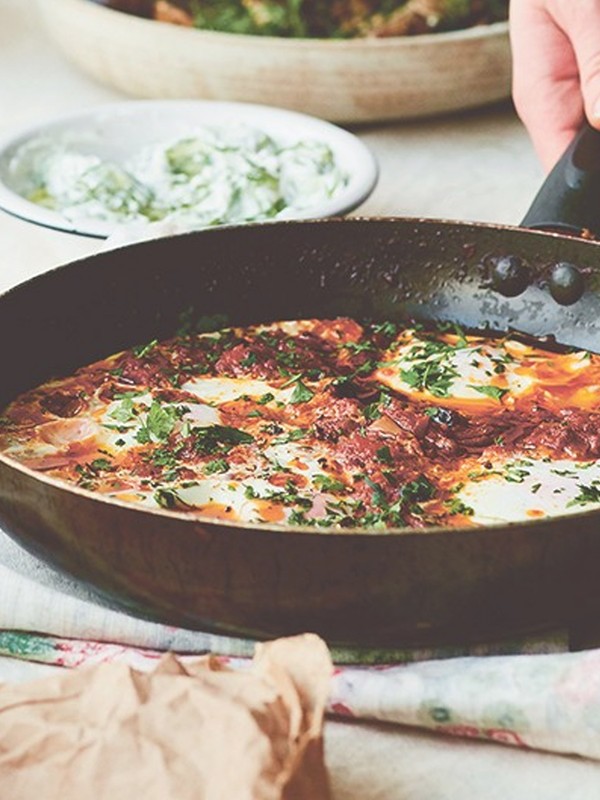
[13,126,349,229]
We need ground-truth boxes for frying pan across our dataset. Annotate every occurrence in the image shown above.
[2,124,600,653]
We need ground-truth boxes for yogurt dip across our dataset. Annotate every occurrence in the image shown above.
[10,125,349,229]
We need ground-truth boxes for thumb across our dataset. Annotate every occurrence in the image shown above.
[550,1,600,129]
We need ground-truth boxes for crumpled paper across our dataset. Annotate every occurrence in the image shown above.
[0,634,332,800]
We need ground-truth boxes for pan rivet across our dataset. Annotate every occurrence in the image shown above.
[548,262,585,305]
[491,255,531,297]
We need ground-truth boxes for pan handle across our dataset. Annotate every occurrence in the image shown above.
[521,120,600,238]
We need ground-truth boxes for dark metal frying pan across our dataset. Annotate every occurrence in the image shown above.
[2,124,600,652]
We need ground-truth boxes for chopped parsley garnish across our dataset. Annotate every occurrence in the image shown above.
[503,464,531,483]
[244,482,312,508]
[288,509,314,526]
[470,385,508,401]
[261,422,284,435]
[289,380,315,405]
[567,483,600,508]
[371,321,399,338]
[74,458,114,487]
[272,428,307,444]
[400,475,436,504]
[360,498,405,528]
[89,457,113,471]
[363,392,391,422]
[193,425,255,455]
[109,396,136,424]
[136,402,183,444]
[364,476,388,508]
[133,339,158,358]
[313,474,346,493]
[340,340,374,355]
[399,342,459,398]
[444,498,474,516]
[204,458,230,474]
[363,400,382,421]
[151,445,182,469]
[376,445,394,465]
[240,352,258,367]
[154,487,181,509]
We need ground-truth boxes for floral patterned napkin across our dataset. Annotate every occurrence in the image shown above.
[2,530,599,762]
[0,623,599,762]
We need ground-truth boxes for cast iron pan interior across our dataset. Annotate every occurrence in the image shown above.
[2,218,600,650]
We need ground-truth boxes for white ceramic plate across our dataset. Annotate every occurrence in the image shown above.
[38,0,511,123]
[0,100,378,238]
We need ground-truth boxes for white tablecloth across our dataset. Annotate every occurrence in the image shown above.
[2,1,600,796]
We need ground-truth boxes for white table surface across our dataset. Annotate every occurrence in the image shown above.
[0,1,546,296]
[3,2,600,797]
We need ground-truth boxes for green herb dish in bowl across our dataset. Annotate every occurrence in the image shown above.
[38,0,511,123]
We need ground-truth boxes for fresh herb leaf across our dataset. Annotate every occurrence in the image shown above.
[133,339,158,358]
[340,340,374,355]
[400,475,436,504]
[371,321,398,338]
[376,445,394,465]
[89,457,113,472]
[364,476,387,508]
[288,509,314,526]
[400,352,458,398]
[444,498,474,516]
[109,396,136,423]
[193,425,255,455]
[567,483,600,507]
[289,380,314,405]
[154,487,181,509]
[470,385,508,401]
[204,458,230,474]
[240,352,258,367]
[136,402,181,444]
[313,474,346,493]
[272,428,307,444]
[503,464,530,483]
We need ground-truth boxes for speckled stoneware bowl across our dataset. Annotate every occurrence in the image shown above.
[38,0,511,123]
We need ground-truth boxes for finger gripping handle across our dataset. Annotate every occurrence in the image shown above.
[521,121,600,238]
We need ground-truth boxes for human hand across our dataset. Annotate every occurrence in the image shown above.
[510,0,600,171]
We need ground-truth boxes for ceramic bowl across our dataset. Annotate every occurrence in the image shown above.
[38,0,511,123]
[0,99,378,238]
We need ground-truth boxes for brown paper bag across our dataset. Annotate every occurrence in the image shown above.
[0,633,332,800]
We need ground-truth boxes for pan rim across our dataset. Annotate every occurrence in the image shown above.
[4,214,600,304]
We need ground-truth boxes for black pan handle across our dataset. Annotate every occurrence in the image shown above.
[521,120,600,238]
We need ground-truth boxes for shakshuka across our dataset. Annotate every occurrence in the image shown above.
[2,318,600,529]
